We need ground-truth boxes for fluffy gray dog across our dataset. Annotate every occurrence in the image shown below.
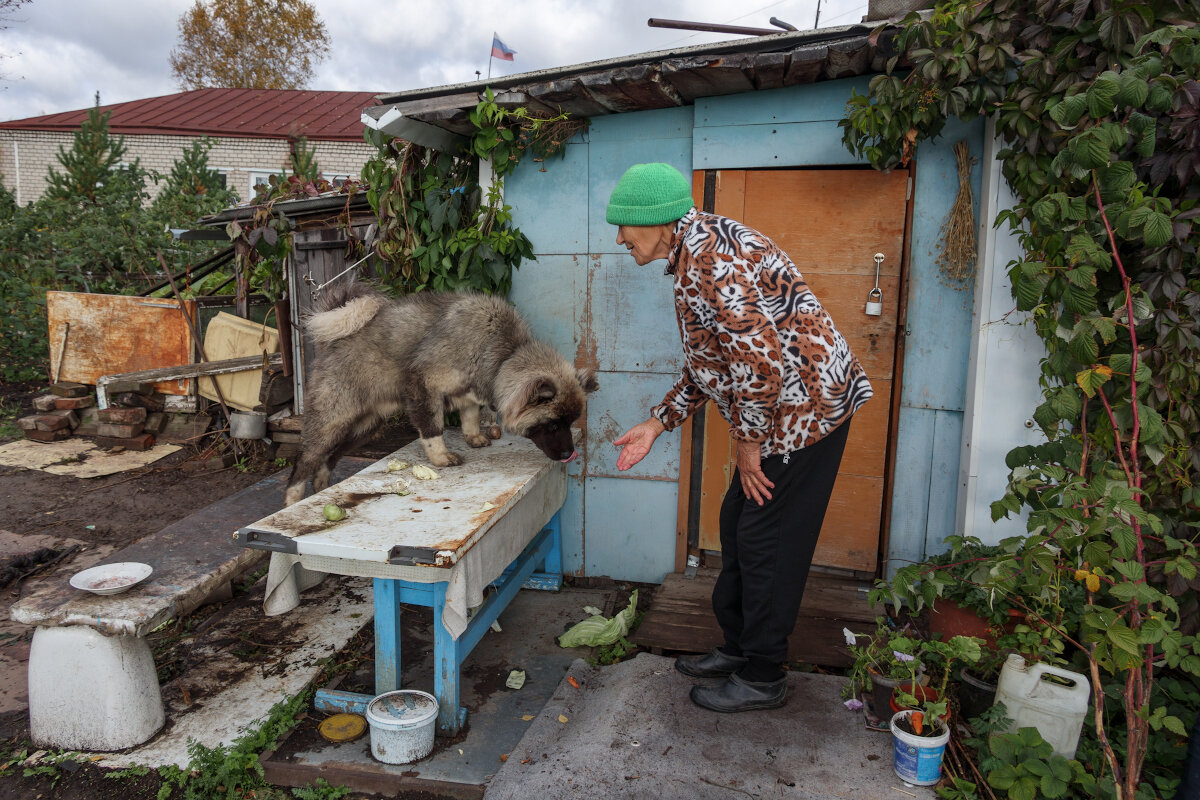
[284,283,597,506]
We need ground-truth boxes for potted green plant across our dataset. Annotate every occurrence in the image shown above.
[872,535,1020,645]
[890,632,983,723]
[956,641,1008,721]
[841,618,925,719]
[888,633,982,786]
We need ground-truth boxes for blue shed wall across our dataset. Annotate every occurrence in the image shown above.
[505,78,984,583]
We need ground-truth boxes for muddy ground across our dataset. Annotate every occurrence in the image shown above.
[0,379,418,799]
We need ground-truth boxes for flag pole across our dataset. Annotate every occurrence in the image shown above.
[487,31,494,79]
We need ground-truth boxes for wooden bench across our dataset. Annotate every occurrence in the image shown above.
[10,458,368,751]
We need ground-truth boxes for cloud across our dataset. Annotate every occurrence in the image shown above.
[0,0,870,121]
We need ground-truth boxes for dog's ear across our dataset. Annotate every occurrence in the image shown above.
[532,378,556,403]
[576,368,599,393]
[503,377,553,421]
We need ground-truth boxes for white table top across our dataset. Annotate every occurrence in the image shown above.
[236,431,566,568]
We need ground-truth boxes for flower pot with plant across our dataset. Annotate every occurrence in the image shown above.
[890,632,984,725]
[841,618,925,719]
[890,708,951,786]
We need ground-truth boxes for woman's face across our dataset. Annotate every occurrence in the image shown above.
[616,224,672,265]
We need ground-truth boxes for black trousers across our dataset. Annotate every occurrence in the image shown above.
[713,418,852,674]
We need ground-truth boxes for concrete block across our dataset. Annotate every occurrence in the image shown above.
[97,421,144,439]
[28,626,165,750]
[49,382,89,398]
[24,428,72,443]
[112,392,165,411]
[46,409,80,429]
[53,395,94,411]
[105,380,153,395]
[29,413,70,432]
[75,407,101,437]
[144,412,167,434]
[32,395,58,412]
[95,433,156,451]
[181,451,236,472]
[98,406,147,425]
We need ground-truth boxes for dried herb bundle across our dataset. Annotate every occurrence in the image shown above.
[937,139,976,288]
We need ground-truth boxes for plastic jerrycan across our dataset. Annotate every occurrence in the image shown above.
[994,654,1091,759]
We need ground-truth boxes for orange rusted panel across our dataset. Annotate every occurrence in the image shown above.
[680,168,909,574]
[46,292,196,395]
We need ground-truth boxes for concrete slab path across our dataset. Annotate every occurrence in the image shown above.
[485,652,936,800]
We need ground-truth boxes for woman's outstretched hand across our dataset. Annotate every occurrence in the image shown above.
[614,417,666,471]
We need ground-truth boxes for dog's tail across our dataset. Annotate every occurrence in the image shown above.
[305,281,387,345]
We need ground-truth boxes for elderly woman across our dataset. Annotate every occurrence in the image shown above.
[608,163,872,713]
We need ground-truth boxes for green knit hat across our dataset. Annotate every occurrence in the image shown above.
[606,163,695,226]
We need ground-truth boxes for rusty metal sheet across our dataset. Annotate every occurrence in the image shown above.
[46,291,196,394]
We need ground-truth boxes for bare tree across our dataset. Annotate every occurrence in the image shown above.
[0,0,32,87]
[168,0,330,90]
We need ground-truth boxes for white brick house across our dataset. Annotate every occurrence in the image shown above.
[0,88,382,205]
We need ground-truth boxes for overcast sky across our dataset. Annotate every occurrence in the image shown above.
[0,0,872,122]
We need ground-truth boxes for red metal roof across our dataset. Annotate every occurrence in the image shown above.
[0,88,382,142]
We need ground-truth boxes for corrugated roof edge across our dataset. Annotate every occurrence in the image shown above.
[374,24,872,104]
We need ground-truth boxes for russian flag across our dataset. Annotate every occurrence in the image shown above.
[491,34,516,61]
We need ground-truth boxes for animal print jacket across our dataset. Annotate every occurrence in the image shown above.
[651,208,873,456]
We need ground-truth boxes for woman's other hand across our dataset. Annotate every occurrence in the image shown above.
[614,417,666,471]
[735,438,775,506]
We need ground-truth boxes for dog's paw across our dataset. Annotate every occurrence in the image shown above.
[484,424,502,440]
[431,451,465,467]
[464,433,492,448]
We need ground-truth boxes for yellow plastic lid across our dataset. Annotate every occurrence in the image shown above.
[319,713,367,743]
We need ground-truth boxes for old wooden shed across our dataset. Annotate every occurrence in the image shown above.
[363,23,1044,592]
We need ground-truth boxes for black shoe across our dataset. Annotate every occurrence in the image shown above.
[689,673,788,712]
[674,648,748,679]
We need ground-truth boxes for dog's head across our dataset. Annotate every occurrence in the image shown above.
[500,366,599,463]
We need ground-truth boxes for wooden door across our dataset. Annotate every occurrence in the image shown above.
[679,168,908,574]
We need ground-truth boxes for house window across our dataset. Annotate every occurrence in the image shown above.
[248,169,280,196]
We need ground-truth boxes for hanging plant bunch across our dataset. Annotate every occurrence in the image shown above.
[841,2,1200,799]
[360,89,586,296]
[226,205,292,305]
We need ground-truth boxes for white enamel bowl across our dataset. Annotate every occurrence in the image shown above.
[69,562,153,595]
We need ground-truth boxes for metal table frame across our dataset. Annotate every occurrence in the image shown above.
[311,511,562,733]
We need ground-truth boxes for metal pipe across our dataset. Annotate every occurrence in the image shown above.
[770,17,799,31]
[647,18,782,36]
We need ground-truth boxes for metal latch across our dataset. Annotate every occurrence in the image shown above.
[865,253,885,316]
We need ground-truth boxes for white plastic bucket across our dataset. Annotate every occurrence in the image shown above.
[229,410,267,439]
[890,710,950,785]
[365,690,438,764]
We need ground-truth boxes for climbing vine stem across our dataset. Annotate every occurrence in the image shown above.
[359,89,586,295]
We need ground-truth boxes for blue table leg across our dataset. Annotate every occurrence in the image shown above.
[432,581,468,733]
[317,511,564,737]
[373,578,401,694]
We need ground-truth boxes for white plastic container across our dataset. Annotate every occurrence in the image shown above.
[994,654,1091,759]
[365,690,438,764]
[890,710,951,785]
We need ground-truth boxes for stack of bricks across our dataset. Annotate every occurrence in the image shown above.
[94,380,167,451]
[17,382,93,441]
